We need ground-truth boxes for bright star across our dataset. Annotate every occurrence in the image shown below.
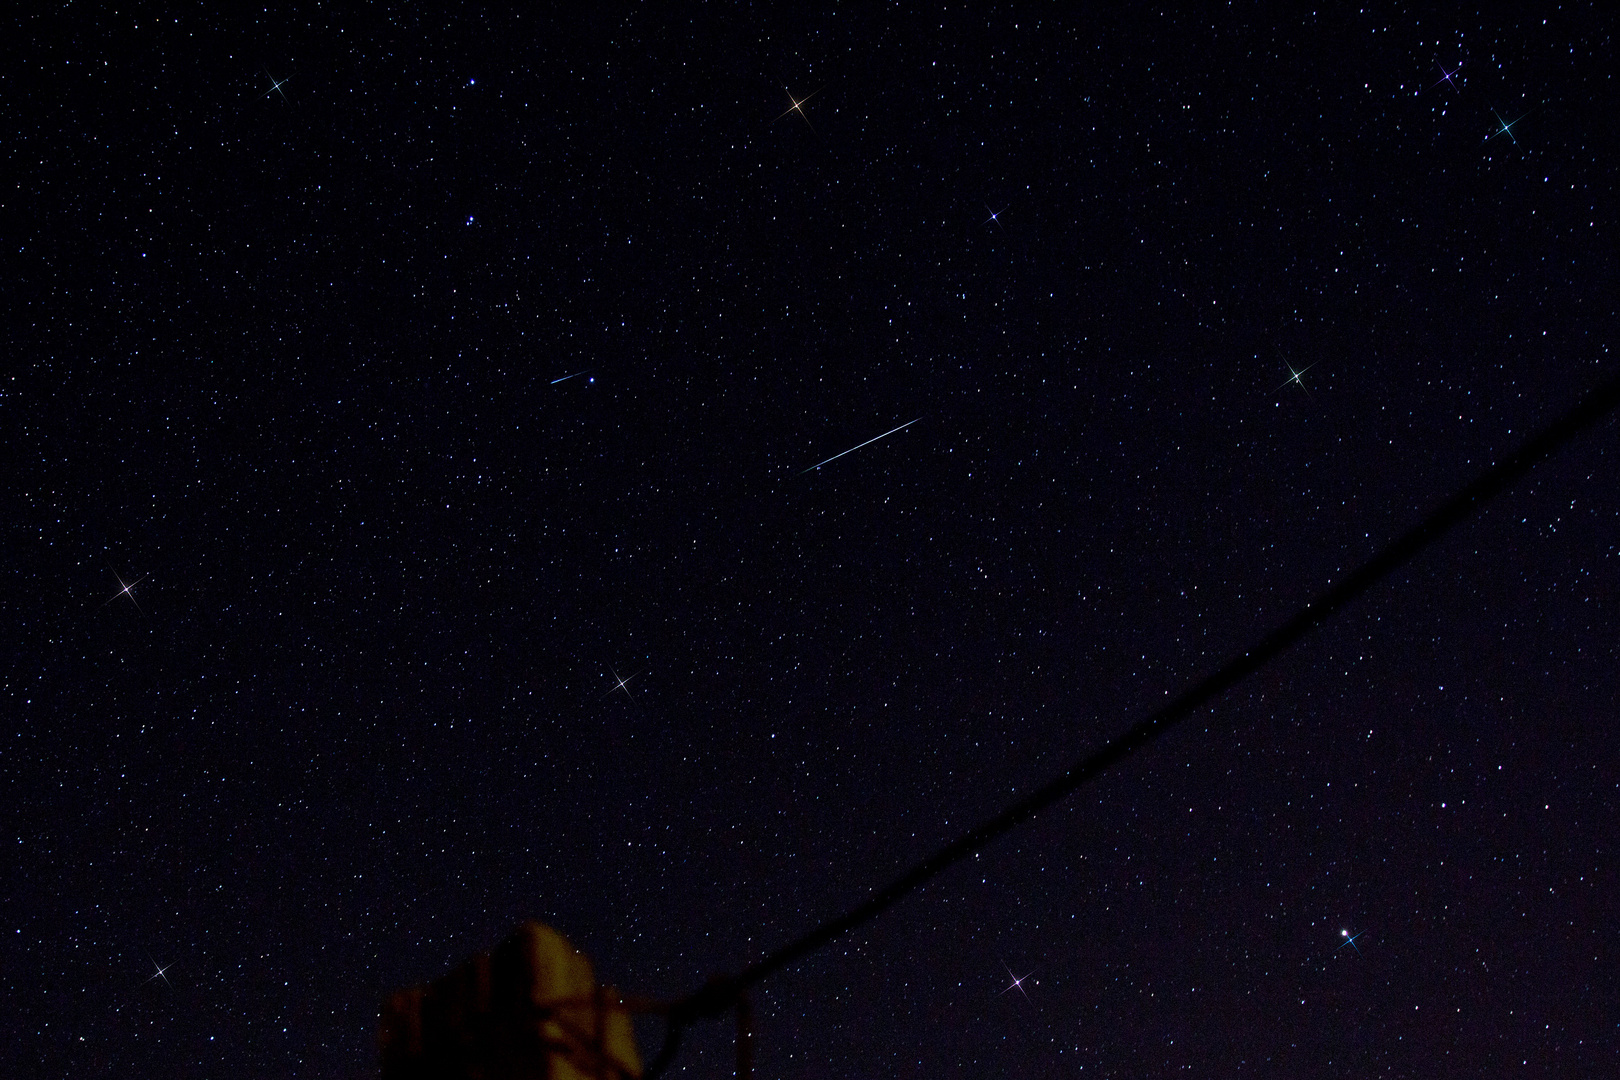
[984,205,1005,230]
[114,953,176,1012]
[1485,108,1527,145]
[1428,63,1461,91]
[1337,929,1364,956]
[775,86,822,130]
[103,572,145,612]
[1274,361,1317,396]
[144,953,174,986]
[604,668,639,700]
[1001,966,1035,999]
[264,72,291,101]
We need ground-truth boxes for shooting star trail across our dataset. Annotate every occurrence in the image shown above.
[550,370,592,384]
[801,418,922,473]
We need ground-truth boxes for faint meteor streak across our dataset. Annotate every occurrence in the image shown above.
[550,370,592,384]
[801,418,921,473]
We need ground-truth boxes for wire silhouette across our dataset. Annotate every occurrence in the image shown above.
[643,371,1620,1077]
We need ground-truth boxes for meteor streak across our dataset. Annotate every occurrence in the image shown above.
[801,418,921,473]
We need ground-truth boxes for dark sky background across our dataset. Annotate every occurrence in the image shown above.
[6,5,1618,1077]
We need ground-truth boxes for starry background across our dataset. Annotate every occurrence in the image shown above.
[5,4,1618,1077]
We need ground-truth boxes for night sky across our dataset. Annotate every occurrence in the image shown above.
[7,5,1619,1077]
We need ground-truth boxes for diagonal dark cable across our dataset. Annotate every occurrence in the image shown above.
[646,372,1620,1076]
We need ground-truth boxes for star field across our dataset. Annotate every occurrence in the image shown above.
[5,5,1618,1077]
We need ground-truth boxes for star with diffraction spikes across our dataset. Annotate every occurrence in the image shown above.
[1485,108,1528,145]
[603,668,640,701]
[1000,965,1035,1000]
[264,71,291,101]
[115,953,174,1012]
[1274,361,1317,397]
[102,571,145,613]
[1427,63,1461,92]
[774,86,822,131]
[144,953,174,986]
[1336,929,1365,956]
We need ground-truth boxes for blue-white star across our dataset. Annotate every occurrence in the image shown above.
[103,572,145,612]
[1001,966,1035,999]
[1485,109,1527,145]
[604,668,640,700]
